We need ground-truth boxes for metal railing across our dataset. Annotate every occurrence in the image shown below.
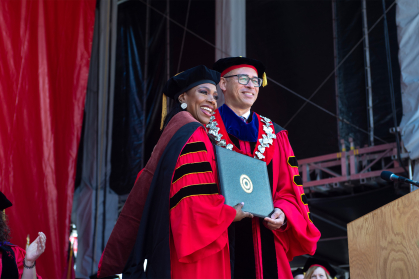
[299,142,406,188]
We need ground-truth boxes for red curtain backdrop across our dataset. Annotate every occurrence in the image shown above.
[0,1,96,278]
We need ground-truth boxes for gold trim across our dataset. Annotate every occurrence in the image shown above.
[172,171,212,184]
[179,150,207,157]
[170,193,218,210]
[300,193,308,205]
[185,141,204,145]
[180,141,207,157]
[293,175,303,186]
[160,93,168,130]
[174,161,208,170]
[287,156,298,168]
[172,182,215,194]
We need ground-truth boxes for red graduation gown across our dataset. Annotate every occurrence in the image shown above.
[169,127,236,279]
[98,112,202,278]
[210,108,321,279]
[98,112,236,278]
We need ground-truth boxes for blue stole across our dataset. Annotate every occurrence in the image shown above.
[218,104,259,142]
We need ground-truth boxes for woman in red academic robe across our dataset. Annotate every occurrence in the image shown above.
[0,191,46,279]
[98,65,252,279]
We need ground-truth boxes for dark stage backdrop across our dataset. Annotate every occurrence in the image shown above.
[110,0,167,195]
[110,0,215,195]
[246,0,338,159]
[336,0,402,149]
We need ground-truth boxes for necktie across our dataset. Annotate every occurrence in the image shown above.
[240,116,247,123]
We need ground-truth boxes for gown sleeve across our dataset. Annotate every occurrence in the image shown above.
[169,127,236,263]
[11,245,42,279]
[271,130,321,261]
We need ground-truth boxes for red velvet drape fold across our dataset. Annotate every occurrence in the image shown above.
[0,1,96,278]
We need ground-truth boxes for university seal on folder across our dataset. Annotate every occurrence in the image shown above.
[215,145,274,218]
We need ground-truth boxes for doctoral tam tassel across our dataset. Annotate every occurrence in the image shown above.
[160,93,168,130]
[262,72,268,87]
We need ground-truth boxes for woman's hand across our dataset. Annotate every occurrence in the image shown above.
[264,208,286,230]
[25,232,46,265]
[233,202,253,222]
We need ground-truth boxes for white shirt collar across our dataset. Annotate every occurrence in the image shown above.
[241,110,251,120]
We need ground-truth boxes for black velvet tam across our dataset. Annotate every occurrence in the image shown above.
[303,257,337,278]
[292,267,305,277]
[213,56,266,79]
[0,191,12,211]
[163,65,221,100]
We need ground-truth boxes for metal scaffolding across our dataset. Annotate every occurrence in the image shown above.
[299,141,407,190]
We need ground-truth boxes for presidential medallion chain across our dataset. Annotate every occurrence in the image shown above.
[206,115,234,150]
[206,112,276,161]
[254,116,277,160]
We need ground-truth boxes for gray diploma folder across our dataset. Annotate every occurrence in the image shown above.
[215,145,274,218]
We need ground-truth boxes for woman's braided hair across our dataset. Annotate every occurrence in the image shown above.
[0,211,11,243]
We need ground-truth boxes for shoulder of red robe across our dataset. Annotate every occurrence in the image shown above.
[97,111,201,278]
[272,121,287,135]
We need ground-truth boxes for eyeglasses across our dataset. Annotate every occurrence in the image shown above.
[224,74,262,87]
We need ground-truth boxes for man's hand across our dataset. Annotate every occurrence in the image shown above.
[233,202,253,222]
[264,208,286,230]
[25,232,46,264]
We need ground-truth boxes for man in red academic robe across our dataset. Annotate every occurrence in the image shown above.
[210,57,321,279]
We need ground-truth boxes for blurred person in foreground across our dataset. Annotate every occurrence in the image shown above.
[210,57,321,278]
[303,258,337,279]
[98,65,252,279]
[0,191,46,279]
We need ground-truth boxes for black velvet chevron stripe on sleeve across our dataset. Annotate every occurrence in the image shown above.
[293,175,303,186]
[301,194,308,205]
[287,156,298,167]
[180,141,207,156]
[170,183,219,209]
[307,212,313,223]
[172,161,213,183]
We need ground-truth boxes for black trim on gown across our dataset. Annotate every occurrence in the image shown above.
[0,244,19,279]
[227,118,285,279]
[123,122,202,279]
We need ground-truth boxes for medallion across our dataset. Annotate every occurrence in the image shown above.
[207,110,277,162]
